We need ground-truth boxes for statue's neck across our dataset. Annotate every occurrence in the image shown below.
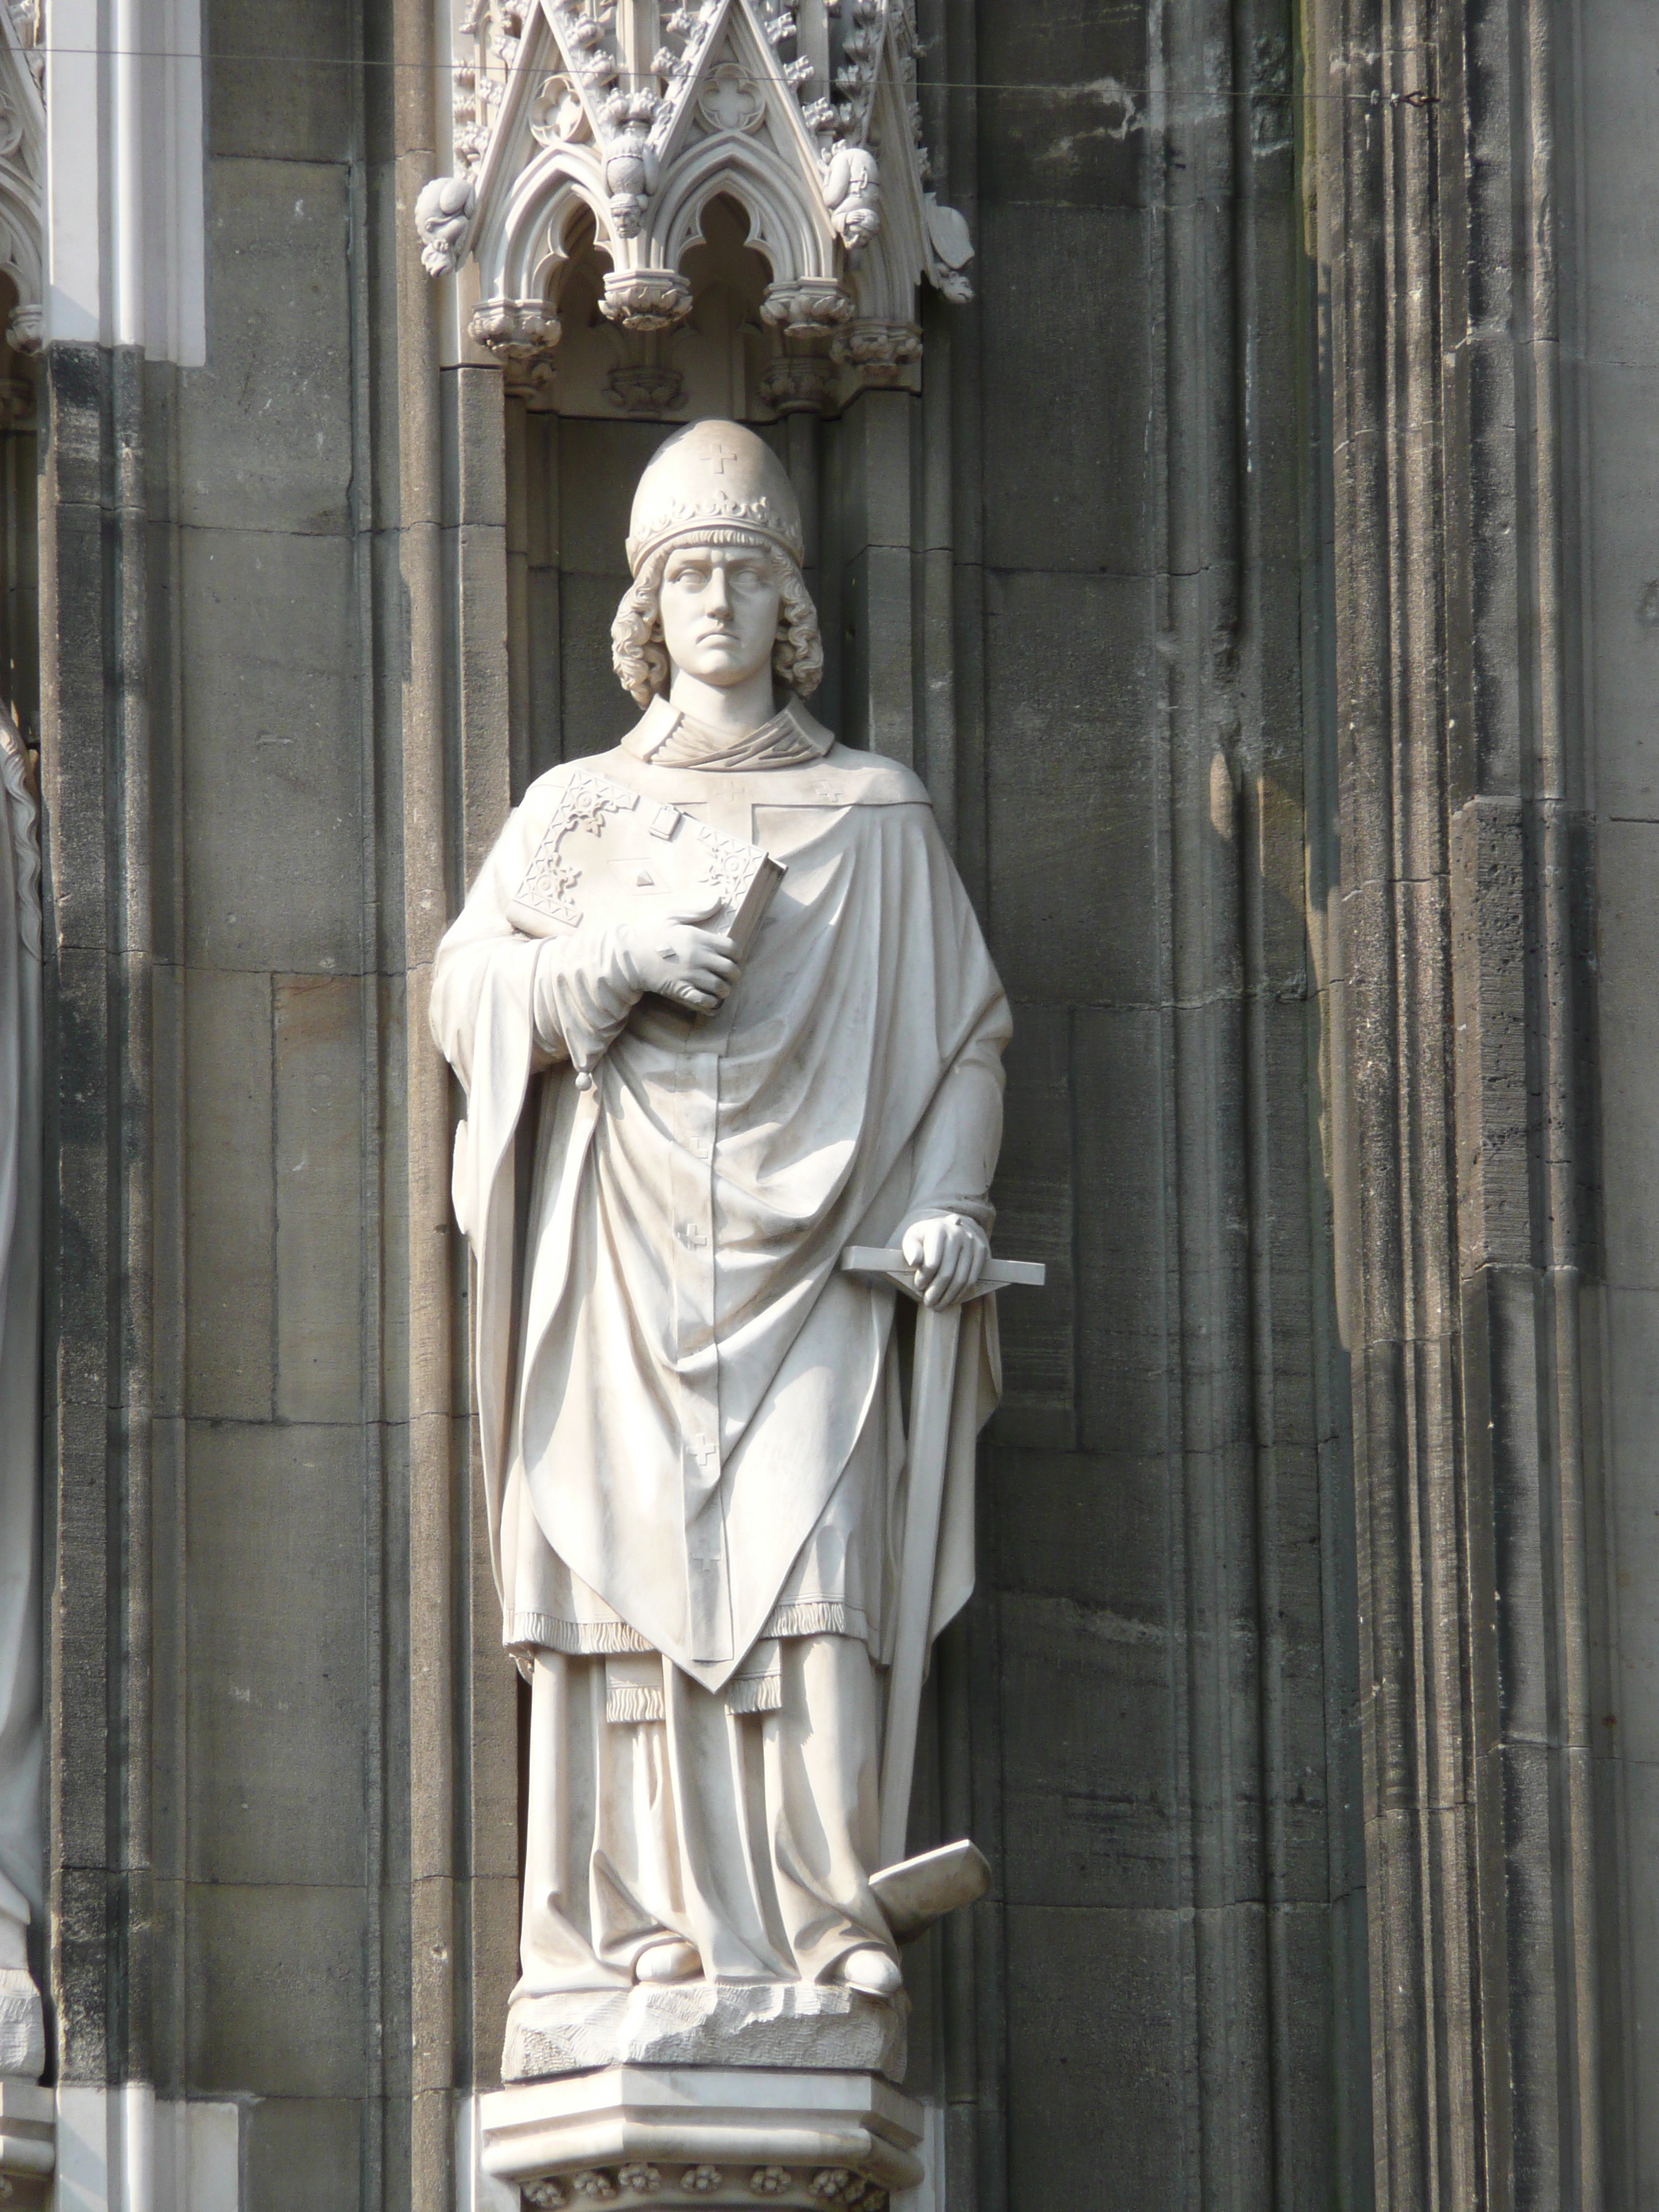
[629,691,830,773]
[667,665,778,739]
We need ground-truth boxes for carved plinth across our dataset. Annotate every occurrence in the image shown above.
[480,2067,923,2212]
[505,1984,905,2086]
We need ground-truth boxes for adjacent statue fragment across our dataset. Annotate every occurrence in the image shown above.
[0,709,42,2082]
[432,423,1009,2086]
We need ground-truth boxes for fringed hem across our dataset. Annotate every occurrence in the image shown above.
[510,1603,871,1658]
[763,1600,868,1642]
[505,1609,653,1656]
[724,1673,784,1717]
[605,1683,667,1724]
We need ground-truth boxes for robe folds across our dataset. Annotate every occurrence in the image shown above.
[431,696,1012,1704]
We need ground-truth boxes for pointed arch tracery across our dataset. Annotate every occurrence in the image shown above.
[0,9,43,353]
[655,135,832,289]
[413,0,971,406]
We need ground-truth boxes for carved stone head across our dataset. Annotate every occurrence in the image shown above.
[611,421,823,707]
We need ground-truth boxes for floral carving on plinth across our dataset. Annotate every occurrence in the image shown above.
[515,2168,892,2211]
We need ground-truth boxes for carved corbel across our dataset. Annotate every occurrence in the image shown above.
[468,297,562,385]
[757,278,852,413]
[757,355,837,415]
[601,271,694,333]
[830,318,920,385]
[605,363,689,414]
[760,278,855,338]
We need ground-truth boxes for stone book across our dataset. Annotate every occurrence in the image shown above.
[505,767,786,958]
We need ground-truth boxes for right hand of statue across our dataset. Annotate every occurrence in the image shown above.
[616,906,742,1015]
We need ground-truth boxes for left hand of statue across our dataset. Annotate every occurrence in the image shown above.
[901,1214,989,1309]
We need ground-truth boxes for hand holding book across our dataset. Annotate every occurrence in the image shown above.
[507,769,786,1017]
[611,903,741,1014]
[527,906,746,1089]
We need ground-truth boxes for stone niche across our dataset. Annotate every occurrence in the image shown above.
[436,411,1008,2194]
[417,15,988,2203]
[520,190,848,426]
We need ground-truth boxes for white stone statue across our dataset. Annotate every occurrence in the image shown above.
[432,422,1009,2082]
[0,708,43,2081]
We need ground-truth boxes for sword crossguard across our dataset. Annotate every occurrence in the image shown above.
[840,1244,1046,1300]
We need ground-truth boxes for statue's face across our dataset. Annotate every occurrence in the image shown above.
[658,542,782,689]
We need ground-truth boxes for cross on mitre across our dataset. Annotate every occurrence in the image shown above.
[706,433,741,475]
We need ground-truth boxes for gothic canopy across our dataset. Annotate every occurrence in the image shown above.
[414,0,974,390]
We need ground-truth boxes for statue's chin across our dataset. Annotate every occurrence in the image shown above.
[676,652,765,686]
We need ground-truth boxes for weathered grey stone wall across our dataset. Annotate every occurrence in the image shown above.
[968,6,1367,2205]
[153,0,382,2193]
[1567,0,1659,2198]
[0,351,37,745]
[1305,0,1609,2204]
[38,1,425,2200]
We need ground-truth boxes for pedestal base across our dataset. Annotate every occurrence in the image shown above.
[480,2067,923,2211]
[505,1985,906,2087]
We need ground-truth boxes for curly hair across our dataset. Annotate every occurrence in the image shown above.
[611,536,824,708]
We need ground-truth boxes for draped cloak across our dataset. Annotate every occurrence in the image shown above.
[431,698,1010,1696]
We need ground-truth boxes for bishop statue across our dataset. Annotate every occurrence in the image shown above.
[431,421,1010,2072]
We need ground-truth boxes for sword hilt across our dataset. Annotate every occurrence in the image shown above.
[840,1244,1046,1298]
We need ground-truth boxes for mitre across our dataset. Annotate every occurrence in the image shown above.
[625,421,804,576]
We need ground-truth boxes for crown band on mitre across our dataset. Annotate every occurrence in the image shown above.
[625,421,805,576]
